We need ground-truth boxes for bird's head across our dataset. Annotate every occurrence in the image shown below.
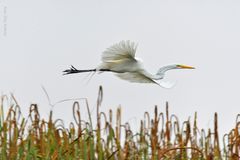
[156,64,195,79]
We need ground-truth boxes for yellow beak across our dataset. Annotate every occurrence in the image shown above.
[177,65,195,69]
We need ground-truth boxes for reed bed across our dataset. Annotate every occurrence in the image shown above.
[0,86,240,160]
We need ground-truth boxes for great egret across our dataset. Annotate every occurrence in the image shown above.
[63,40,194,88]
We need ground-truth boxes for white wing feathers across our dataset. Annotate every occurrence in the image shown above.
[116,72,176,88]
[116,72,158,84]
[101,40,137,62]
[99,40,177,88]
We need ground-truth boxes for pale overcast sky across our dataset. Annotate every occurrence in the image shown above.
[1,0,240,139]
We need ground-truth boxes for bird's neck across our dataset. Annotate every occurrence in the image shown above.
[158,65,177,73]
[153,65,177,80]
[151,74,164,80]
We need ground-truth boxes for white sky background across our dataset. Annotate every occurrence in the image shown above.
[1,0,240,141]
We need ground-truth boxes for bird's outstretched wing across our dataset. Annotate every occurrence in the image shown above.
[116,72,158,84]
[116,72,176,88]
[101,40,137,63]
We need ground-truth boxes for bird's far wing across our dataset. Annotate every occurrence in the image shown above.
[158,80,176,89]
[116,72,158,84]
[102,40,137,63]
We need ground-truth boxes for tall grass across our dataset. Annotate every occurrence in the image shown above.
[0,86,239,159]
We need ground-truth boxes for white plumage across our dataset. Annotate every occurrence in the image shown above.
[101,40,137,62]
[63,40,195,88]
[98,40,141,73]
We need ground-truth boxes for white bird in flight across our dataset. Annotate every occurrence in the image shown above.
[63,40,195,88]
